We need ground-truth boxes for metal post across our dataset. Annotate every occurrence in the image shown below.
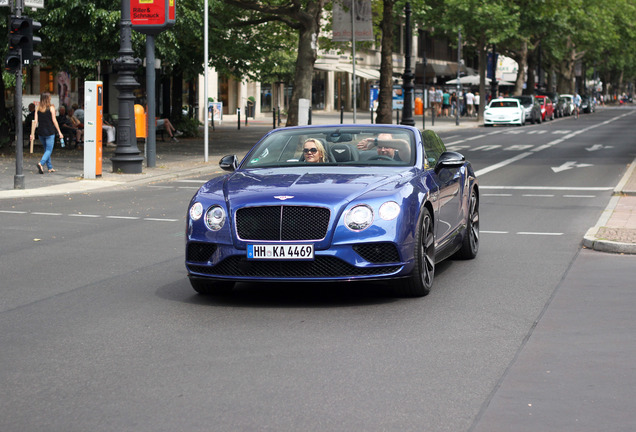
[204,0,209,162]
[421,45,427,130]
[340,105,344,124]
[111,0,143,174]
[400,2,415,126]
[13,0,25,189]
[351,0,357,124]
[146,35,156,167]
[273,108,276,129]
[456,29,461,126]
[308,106,312,125]
[237,108,240,130]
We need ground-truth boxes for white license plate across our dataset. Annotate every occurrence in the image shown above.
[247,244,314,260]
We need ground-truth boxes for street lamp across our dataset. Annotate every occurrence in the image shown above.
[400,2,415,126]
[111,0,144,174]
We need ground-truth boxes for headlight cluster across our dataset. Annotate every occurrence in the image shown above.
[190,203,226,231]
[345,201,400,232]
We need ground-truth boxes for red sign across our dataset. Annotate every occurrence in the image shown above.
[131,0,176,35]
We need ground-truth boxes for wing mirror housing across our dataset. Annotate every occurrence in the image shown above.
[435,151,465,173]
[219,155,239,172]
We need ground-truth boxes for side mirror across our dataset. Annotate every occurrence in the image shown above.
[435,151,465,173]
[219,155,239,172]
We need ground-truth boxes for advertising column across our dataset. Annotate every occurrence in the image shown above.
[84,81,103,179]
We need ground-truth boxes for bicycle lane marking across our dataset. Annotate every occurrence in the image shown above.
[474,111,635,177]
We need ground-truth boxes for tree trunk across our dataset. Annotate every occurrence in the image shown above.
[376,0,395,125]
[512,40,528,96]
[285,2,323,126]
[526,47,537,95]
[171,70,184,121]
[478,34,487,122]
[0,76,9,148]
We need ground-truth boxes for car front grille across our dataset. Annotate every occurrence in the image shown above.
[188,256,400,278]
[353,243,401,263]
[236,206,330,241]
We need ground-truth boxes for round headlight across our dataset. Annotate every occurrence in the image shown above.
[205,205,226,231]
[189,202,203,221]
[379,201,401,221]
[345,205,373,231]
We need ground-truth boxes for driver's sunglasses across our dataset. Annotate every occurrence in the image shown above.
[303,147,318,154]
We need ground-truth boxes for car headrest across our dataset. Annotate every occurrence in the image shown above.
[330,143,359,162]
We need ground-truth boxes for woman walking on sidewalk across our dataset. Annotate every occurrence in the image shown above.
[30,92,64,174]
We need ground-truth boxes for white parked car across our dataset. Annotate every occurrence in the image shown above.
[484,98,525,126]
[560,94,576,116]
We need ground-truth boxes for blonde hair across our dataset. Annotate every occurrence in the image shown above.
[37,93,52,112]
[303,138,328,162]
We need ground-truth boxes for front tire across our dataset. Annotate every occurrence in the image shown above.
[454,189,479,260]
[394,207,435,297]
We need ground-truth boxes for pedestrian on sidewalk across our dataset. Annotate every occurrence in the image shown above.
[466,90,475,117]
[30,92,64,174]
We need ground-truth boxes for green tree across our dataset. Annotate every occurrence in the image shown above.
[426,0,519,119]
[223,0,327,126]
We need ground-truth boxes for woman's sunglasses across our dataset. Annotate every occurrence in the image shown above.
[303,147,318,154]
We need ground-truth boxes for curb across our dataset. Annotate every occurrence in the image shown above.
[583,158,636,254]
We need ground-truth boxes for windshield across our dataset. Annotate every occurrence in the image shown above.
[242,126,415,168]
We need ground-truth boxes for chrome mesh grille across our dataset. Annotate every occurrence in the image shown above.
[186,242,217,263]
[353,243,401,263]
[236,206,330,241]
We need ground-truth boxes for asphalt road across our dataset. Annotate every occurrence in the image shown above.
[1,107,635,431]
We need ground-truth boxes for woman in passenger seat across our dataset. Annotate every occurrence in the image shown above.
[303,138,328,163]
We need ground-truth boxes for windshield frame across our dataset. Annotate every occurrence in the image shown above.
[240,126,417,169]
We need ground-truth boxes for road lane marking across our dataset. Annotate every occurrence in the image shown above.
[480,186,613,191]
[68,214,101,218]
[517,232,564,236]
[474,111,634,177]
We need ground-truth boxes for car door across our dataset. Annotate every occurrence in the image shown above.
[422,131,463,245]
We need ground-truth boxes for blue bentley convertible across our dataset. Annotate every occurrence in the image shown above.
[186,125,479,297]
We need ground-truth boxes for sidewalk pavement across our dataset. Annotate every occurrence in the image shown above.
[1,111,635,254]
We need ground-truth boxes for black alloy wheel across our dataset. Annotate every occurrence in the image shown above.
[396,207,435,297]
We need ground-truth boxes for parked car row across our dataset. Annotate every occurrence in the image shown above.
[484,92,596,127]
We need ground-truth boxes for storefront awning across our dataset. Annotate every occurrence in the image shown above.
[314,62,380,80]
[336,65,380,80]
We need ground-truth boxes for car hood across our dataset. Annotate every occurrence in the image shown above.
[198,167,409,208]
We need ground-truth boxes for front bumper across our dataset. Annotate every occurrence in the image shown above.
[185,240,411,282]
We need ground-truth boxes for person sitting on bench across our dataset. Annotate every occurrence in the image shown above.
[156,117,182,142]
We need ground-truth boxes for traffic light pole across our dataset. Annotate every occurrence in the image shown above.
[14,54,25,189]
[12,0,25,189]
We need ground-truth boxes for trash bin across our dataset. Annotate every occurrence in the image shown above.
[415,97,423,115]
[134,104,147,138]
[246,100,255,118]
